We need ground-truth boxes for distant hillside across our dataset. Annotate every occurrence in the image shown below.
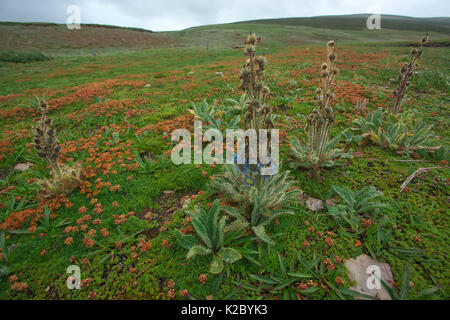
[1,14,449,52]
[237,14,450,34]
[0,22,174,51]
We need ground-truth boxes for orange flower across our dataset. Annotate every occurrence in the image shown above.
[78,206,88,214]
[198,274,207,285]
[64,237,74,246]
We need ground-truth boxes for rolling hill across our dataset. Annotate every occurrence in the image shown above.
[0,14,449,53]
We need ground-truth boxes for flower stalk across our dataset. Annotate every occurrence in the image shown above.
[392,33,428,114]
[307,40,338,157]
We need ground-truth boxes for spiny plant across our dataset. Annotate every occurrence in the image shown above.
[331,185,387,214]
[355,97,368,113]
[235,33,278,176]
[348,107,439,153]
[240,254,313,300]
[33,99,83,198]
[189,99,240,131]
[176,200,243,274]
[392,33,428,114]
[308,40,338,156]
[34,100,61,174]
[289,41,351,171]
[327,185,388,233]
[239,33,274,131]
[210,165,299,244]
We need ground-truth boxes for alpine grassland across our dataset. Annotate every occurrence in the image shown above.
[0,16,449,300]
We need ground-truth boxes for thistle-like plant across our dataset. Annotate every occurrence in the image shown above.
[327,185,388,233]
[209,165,299,244]
[289,41,351,171]
[189,99,240,131]
[34,100,61,175]
[355,97,368,113]
[239,33,274,131]
[331,185,387,214]
[289,135,351,169]
[349,107,438,152]
[33,99,83,198]
[307,41,338,157]
[392,34,428,114]
[241,254,313,299]
[176,200,243,274]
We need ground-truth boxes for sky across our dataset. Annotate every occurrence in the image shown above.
[0,0,449,31]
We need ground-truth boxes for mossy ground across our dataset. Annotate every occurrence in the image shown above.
[0,39,448,300]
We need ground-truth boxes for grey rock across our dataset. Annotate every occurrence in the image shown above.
[14,162,32,172]
[305,198,324,211]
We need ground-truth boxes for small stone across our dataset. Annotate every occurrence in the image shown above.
[215,71,224,77]
[14,163,32,172]
[182,199,191,209]
[144,83,151,87]
[345,254,394,300]
[305,197,324,212]
[299,192,324,212]
[163,190,174,195]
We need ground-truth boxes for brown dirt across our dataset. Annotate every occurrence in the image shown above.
[138,190,194,239]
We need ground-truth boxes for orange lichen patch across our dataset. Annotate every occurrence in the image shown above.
[48,78,146,111]
[137,114,194,135]
[0,93,21,103]
[66,97,151,122]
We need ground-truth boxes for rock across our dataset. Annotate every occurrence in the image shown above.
[188,71,194,74]
[182,198,191,209]
[299,192,324,212]
[163,190,174,195]
[144,83,151,87]
[14,162,32,172]
[345,254,394,300]
[305,198,324,211]
[215,71,224,77]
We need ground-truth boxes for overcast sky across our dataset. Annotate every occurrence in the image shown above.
[0,0,448,31]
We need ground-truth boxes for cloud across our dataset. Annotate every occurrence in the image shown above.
[0,0,448,31]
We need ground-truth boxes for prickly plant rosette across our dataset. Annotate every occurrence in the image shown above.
[36,162,84,199]
[33,99,84,198]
